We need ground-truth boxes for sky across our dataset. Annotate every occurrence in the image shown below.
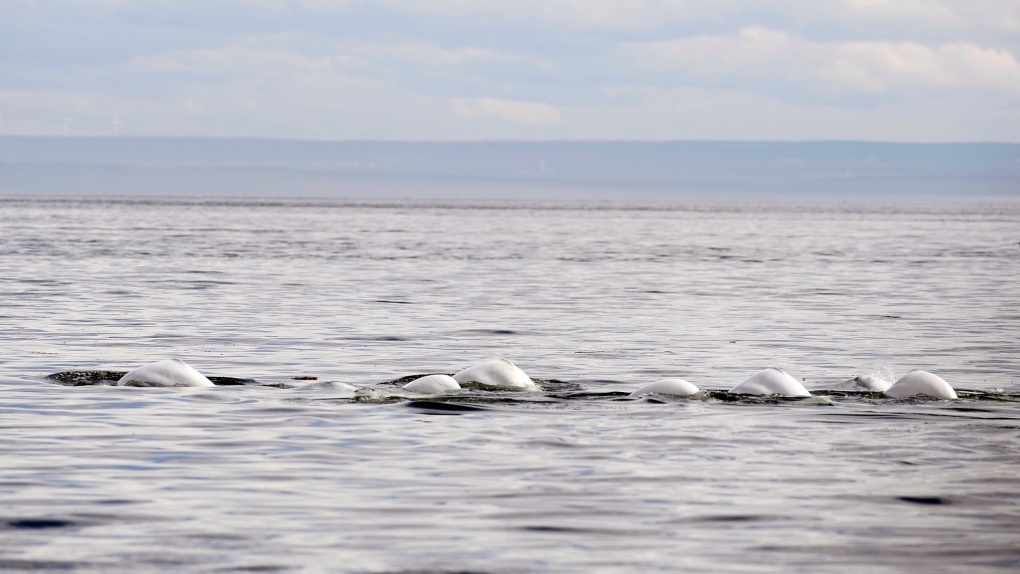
[2,0,1019,142]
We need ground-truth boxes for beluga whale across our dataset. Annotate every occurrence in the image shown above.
[841,374,893,393]
[452,359,536,390]
[630,378,700,397]
[883,370,957,399]
[729,367,811,397]
[403,374,461,395]
[117,359,215,387]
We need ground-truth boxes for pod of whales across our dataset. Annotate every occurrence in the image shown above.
[71,358,962,400]
[403,374,461,395]
[452,359,536,389]
[117,359,214,388]
[630,378,700,397]
[883,370,957,399]
[729,368,811,397]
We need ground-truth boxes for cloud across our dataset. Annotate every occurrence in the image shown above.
[822,41,1020,93]
[622,28,1020,95]
[358,0,1020,35]
[10,0,1020,37]
[358,41,555,73]
[3,0,1020,140]
[625,28,804,75]
[450,98,563,125]
[122,45,346,77]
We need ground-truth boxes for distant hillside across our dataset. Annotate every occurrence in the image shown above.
[1,137,1017,200]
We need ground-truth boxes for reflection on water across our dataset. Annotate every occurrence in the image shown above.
[1,196,1019,572]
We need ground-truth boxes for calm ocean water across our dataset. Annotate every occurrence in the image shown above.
[1,195,1019,573]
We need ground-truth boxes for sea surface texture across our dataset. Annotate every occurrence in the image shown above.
[1,196,1019,573]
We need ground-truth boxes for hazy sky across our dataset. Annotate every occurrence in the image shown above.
[2,0,1019,141]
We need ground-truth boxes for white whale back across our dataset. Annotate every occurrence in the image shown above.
[730,368,811,397]
[117,359,215,388]
[630,378,700,397]
[884,370,957,399]
[403,374,461,395]
[452,359,536,389]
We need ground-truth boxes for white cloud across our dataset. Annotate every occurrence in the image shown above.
[626,27,805,74]
[834,0,1020,32]
[822,41,1020,93]
[560,86,982,141]
[12,0,1020,36]
[4,0,1020,140]
[122,45,345,77]
[450,98,563,125]
[364,0,1020,34]
[359,41,555,72]
[623,28,1020,95]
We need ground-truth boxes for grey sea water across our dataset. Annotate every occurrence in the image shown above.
[1,195,1019,573]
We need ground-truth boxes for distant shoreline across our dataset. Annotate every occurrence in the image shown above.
[2,137,1017,200]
